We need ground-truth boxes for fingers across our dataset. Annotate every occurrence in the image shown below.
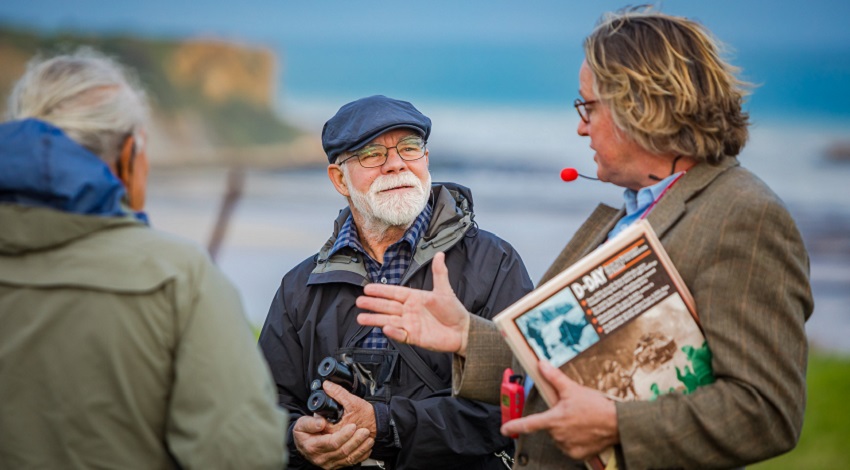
[537,360,575,399]
[501,407,557,437]
[320,426,373,469]
[293,415,328,434]
[430,251,454,295]
[356,290,416,345]
[327,423,364,448]
[356,295,403,317]
[356,292,405,331]
[356,309,409,343]
[362,282,412,302]
[358,316,411,345]
[322,381,357,407]
[356,312,390,329]
[295,420,373,469]
[323,381,378,441]
[382,325,411,344]
[500,363,574,437]
[293,418,354,458]
[336,430,374,468]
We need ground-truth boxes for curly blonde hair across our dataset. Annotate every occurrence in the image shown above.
[584,9,751,163]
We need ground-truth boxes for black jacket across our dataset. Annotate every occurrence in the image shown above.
[259,183,534,469]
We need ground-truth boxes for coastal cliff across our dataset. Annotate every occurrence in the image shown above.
[0,26,324,167]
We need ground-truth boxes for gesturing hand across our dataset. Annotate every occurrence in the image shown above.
[356,252,472,356]
[500,361,620,461]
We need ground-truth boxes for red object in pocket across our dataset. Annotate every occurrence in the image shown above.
[500,368,525,438]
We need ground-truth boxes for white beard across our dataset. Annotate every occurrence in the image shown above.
[346,170,431,231]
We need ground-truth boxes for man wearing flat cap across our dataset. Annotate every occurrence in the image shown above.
[259,95,533,469]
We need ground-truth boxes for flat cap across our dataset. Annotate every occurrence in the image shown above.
[321,95,431,163]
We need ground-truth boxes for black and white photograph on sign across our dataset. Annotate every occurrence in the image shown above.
[560,293,713,402]
[514,286,600,367]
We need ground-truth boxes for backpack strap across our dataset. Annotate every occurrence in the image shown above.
[391,340,445,392]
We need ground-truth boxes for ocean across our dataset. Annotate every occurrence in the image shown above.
[278,41,850,123]
[147,40,850,353]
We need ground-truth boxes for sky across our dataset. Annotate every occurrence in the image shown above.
[3,1,850,123]
[2,0,850,50]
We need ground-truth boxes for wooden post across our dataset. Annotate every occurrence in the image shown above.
[207,166,245,263]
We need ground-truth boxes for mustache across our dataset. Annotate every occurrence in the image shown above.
[369,173,422,194]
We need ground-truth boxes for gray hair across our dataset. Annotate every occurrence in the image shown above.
[6,48,149,163]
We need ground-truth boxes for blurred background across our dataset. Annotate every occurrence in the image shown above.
[2,1,848,467]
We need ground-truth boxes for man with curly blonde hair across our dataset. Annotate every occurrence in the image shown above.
[357,8,813,469]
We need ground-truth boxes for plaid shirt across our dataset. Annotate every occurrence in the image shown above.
[329,202,433,349]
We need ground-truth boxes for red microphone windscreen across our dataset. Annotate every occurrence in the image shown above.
[560,167,579,182]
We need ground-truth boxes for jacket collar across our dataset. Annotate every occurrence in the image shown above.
[645,157,740,239]
[0,204,143,255]
[310,183,475,285]
[538,158,740,285]
[0,119,129,217]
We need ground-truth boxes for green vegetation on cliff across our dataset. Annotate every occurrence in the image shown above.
[0,24,301,148]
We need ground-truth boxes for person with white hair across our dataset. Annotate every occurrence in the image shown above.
[258,95,534,469]
[0,50,288,469]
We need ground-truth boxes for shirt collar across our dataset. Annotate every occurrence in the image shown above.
[329,202,433,259]
[622,172,683,217]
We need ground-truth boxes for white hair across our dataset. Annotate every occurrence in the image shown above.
[6,48,149,163]
[338,160,431,233]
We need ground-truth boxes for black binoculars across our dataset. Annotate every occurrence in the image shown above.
[307,357,370,423]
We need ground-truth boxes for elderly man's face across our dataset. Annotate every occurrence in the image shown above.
[329,128,431,230]
[576,60,652,191]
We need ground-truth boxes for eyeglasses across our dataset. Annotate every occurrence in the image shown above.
[574,98,598,124]
[338,137,427,168]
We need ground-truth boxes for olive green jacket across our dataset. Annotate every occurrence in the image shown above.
[0,205,288,469]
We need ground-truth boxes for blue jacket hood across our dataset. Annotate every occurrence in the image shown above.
[0,118,128,217]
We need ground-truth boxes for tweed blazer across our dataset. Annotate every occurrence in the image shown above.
[453,157,814,469]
